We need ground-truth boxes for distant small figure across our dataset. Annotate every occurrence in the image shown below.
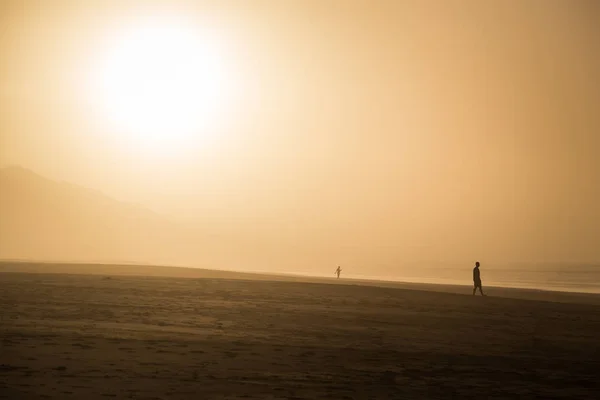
[472,261,485,296]
[335,266,342,279]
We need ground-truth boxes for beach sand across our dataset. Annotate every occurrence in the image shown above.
[1,263,599,399]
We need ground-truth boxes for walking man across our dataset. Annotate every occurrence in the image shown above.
[473,261,485,296]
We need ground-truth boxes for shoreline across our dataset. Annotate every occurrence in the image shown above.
[2,260,600,305]
[2,264,599,398]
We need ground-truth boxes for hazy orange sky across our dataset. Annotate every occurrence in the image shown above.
[1,1,600,271]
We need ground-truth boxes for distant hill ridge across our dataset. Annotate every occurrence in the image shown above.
[0,166,200,265]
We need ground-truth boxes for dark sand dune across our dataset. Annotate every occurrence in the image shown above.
[1,264,599,399]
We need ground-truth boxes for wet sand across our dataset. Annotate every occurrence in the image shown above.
[1,263,599,399]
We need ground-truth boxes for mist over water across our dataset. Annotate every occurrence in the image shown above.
[347,264,600,294]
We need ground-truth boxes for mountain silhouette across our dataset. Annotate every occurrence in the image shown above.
[0,166,329,272]
[0,166,204,265]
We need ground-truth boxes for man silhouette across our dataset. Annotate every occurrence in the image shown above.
[335,266,342,279]
[473,261,485,296]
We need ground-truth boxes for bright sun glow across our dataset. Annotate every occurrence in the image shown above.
[90,17,234,155]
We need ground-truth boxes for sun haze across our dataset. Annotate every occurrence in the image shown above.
[1,0,600,283]
[88,15,235,156]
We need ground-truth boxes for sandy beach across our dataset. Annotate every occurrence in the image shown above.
[1,263,599,399]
